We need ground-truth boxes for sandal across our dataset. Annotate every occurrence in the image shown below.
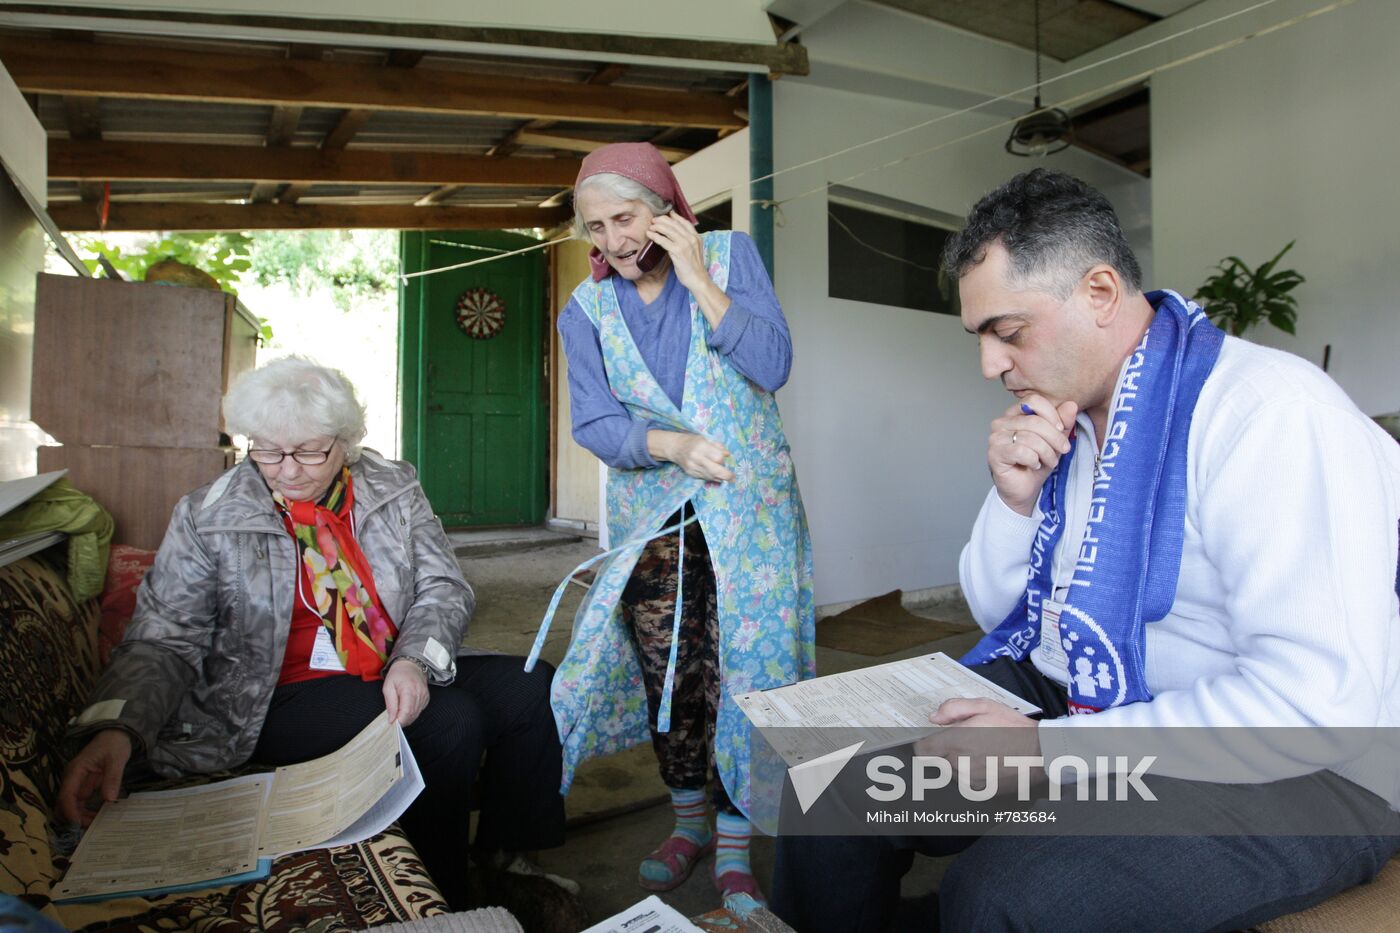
[637,834,716,891]
[714,868,767,907]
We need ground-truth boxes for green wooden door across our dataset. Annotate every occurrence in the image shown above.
[399,231,547,526]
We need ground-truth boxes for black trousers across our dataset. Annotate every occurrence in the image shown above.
[253,654,566,908]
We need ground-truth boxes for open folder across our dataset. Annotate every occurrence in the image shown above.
[53,711,423,903]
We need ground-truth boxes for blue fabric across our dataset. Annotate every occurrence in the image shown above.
[557,230,793,469]
[533,231,815,817]
[961,290,1224,710]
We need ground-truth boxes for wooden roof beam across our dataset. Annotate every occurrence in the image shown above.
[249,104,304,203]
[512,130,691,163]
[279,108,374,204]
[61,94,104,202]
[1,36,748,129]
[49,140,584,187]
[49,201,572,231]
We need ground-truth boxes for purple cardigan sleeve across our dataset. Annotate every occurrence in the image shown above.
[705,232,793,392]
[557,296,659,470]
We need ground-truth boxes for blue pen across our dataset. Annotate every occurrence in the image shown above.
[1020,403,1034,415]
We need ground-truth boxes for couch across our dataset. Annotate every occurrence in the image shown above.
[0,550,451,931]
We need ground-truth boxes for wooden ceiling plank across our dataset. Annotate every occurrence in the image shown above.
[3,7,809,75]
[385,49,426,68]
[586,63,629,85]
[320,108,374,151]
[49,201,572,231]
[415,185,464,207]
[265,105,304,148]
[513,130,690,163]
[1,36,748,129]
[61,95,103,141]
[48,140,585,187]
[61,95,105,202]
[248,182,283,202]
[280,108,374,204]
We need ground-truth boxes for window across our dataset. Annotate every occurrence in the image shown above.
[694,198,732,234]
[827,187,960,316]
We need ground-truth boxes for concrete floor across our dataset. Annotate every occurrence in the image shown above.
[449,528,979,928]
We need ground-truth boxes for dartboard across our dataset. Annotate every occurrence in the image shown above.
[455,288,506,339]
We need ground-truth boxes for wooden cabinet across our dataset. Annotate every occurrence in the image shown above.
[30,274,258,548]
[37,445,235,550]
[31,274,258,448]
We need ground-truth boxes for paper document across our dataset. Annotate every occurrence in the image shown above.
[581,894,701,933]
[257,710,419,855]
[734,652,1041,765]
[56,712,422,902]
[52,774,270,901]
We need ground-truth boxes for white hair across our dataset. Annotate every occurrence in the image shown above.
[223,356,368,463]
[572,172,673,238]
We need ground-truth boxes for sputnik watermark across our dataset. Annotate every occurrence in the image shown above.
[786,743,1158,816]
[866,754,1158,803]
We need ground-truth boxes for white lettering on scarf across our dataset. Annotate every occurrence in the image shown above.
[1072,348,1145,586]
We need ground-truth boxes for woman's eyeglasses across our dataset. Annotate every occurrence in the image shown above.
[248,442,338,465]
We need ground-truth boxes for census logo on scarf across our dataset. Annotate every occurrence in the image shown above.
[963,290,1224,713]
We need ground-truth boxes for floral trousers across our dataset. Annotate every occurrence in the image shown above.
[620,505,737,813]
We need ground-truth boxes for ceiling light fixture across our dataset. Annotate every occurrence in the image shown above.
[1006,0,1073,157]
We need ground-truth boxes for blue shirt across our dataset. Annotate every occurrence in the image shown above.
[558,231,792,469]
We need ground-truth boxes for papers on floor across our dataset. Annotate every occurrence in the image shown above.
[580,894,701,933]
[734,652,1042,766]
[54,711,422,902]
[0,470,66,569]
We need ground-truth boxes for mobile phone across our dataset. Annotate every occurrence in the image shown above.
[635,240,664,274]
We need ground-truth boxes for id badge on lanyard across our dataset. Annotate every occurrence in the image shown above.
[1038,597,1069,673]
[310,625,347,672]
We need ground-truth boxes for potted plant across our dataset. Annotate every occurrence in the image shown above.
[1194,241,1304,337]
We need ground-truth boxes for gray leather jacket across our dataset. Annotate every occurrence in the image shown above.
[68,450,474,776]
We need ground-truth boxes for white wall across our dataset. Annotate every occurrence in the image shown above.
[1151,0,1400,416]
[0,61,48,481]
[673,128,751,234]
[773,8,1151,606]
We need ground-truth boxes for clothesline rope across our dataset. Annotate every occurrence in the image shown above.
[400,0,1350,283]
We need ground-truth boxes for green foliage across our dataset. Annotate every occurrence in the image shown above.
[247,230,398,312]
[74,232,253,292]
[1194,241,1304,338]
[72,229,400,341]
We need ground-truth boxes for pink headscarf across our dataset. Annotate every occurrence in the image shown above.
[575,142,699,281]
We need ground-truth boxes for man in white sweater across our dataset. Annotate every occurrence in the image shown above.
[771,169,1400,931]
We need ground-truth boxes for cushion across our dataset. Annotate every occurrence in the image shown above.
[0,554,101,912]
[98,545,156,665]
[47,825,449,932]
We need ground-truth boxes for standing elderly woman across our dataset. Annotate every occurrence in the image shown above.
[551,142,815,902]
[57,357,566,909]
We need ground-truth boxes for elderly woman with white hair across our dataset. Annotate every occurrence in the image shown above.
[56,357,567,909]
[550,142,815,905]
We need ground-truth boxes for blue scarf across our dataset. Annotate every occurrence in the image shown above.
[962,290,1224,712]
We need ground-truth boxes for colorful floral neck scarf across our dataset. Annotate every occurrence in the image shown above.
[273,469,396,680]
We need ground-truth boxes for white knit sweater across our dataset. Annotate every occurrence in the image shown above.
[959,336,1400,807]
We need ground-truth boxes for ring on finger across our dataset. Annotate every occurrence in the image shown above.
[1010,431,1019,445]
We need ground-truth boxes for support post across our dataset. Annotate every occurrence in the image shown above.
[748,74,775,279]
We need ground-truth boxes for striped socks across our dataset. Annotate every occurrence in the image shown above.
[670,787,711,846]
[714,810,753,879]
